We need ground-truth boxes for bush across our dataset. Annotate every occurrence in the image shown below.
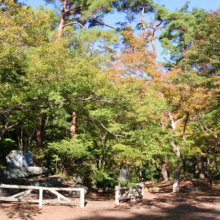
[93,169,118,189]
[120,181,136,187]
[96,178,118,189]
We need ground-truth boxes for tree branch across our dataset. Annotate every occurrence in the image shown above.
[91,17,115,29]
[65,5,83,14]
[150,21,163,61]
[89,115,124,140]
[141,6,148,34]
[63,22,84,29]
[201,126,209,136]
[0,112,32,140]
[0,97,113,115]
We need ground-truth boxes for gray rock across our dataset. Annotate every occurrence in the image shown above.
[6,150,33,168]
[71,176,89,195]
[28,180,46,187]
[72,176,84,185]
[68,182,89,195]
[6,166,48,178]
[72,176,88,186]
[46,177,65,187]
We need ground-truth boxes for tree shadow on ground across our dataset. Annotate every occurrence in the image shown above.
[1,184,220,220]
[150,189,220,205]
[0,203,42,220]
[71,203,220,220]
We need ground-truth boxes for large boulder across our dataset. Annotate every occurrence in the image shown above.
[6,166,48,178]
[6,150,33,168]
[72,176,87,185]
[71,176,88,195]
[69,183,88,195]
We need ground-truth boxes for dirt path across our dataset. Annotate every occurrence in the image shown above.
[0,180,220,220]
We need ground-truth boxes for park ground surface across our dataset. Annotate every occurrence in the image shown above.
[0,179,220,220]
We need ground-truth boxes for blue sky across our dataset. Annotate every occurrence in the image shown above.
[26,0,219,12]
[25,0,220,62]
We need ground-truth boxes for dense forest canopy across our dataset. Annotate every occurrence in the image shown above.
[0,0,220,192]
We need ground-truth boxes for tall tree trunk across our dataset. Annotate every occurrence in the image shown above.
[63,111,77,175]
[167,112,183,192]
[194,155,200,178]
[171,141,182,192]
[70,111,77,138]
[183,112,189,141]
[135,165,140,182]
[154,162,162,181]
[161,158,169,181]
[16,124,24,151]
[202,156,208,179]
[173,157,182,192]
[148,162,154,185]
[118,154,121,187]
[57,0,68,39]
[139,166,142,180]
[36,117,43,149]
[126,163,129,187]
[207,158,213,187]
[57,1,84,39]
[35,114,46,166]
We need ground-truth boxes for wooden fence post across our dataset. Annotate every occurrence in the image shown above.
[80,188,84,208]
[115,186,120,205]
[141,184,144,197]
[137,184,144,197]
[39,189,43,208]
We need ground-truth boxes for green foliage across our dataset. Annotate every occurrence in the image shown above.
[93,169,118,189]
[48,136,91,161]
[120,181,136,187]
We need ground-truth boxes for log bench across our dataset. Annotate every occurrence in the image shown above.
[0,184,84,208]
[115,184,144,205]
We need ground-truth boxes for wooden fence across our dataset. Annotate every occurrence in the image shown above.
[0,184,84,208]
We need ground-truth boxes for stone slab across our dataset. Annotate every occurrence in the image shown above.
[120,169,129,182]
[6,167,48,178]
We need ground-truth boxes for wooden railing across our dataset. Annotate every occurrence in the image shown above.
[0,184,85,208]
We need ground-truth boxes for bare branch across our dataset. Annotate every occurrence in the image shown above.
[0,104,21,115]
[175,118,183,125]
[160,119,165,128]
[7,112,32,130]
[141,4,163,61]
[0,112,32,140]
[89,115,124,140]
[205,126,213,133]
[65,5,83,14]
[201,126,209,136]
[91,17,115,29]
[63,22,84,29]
